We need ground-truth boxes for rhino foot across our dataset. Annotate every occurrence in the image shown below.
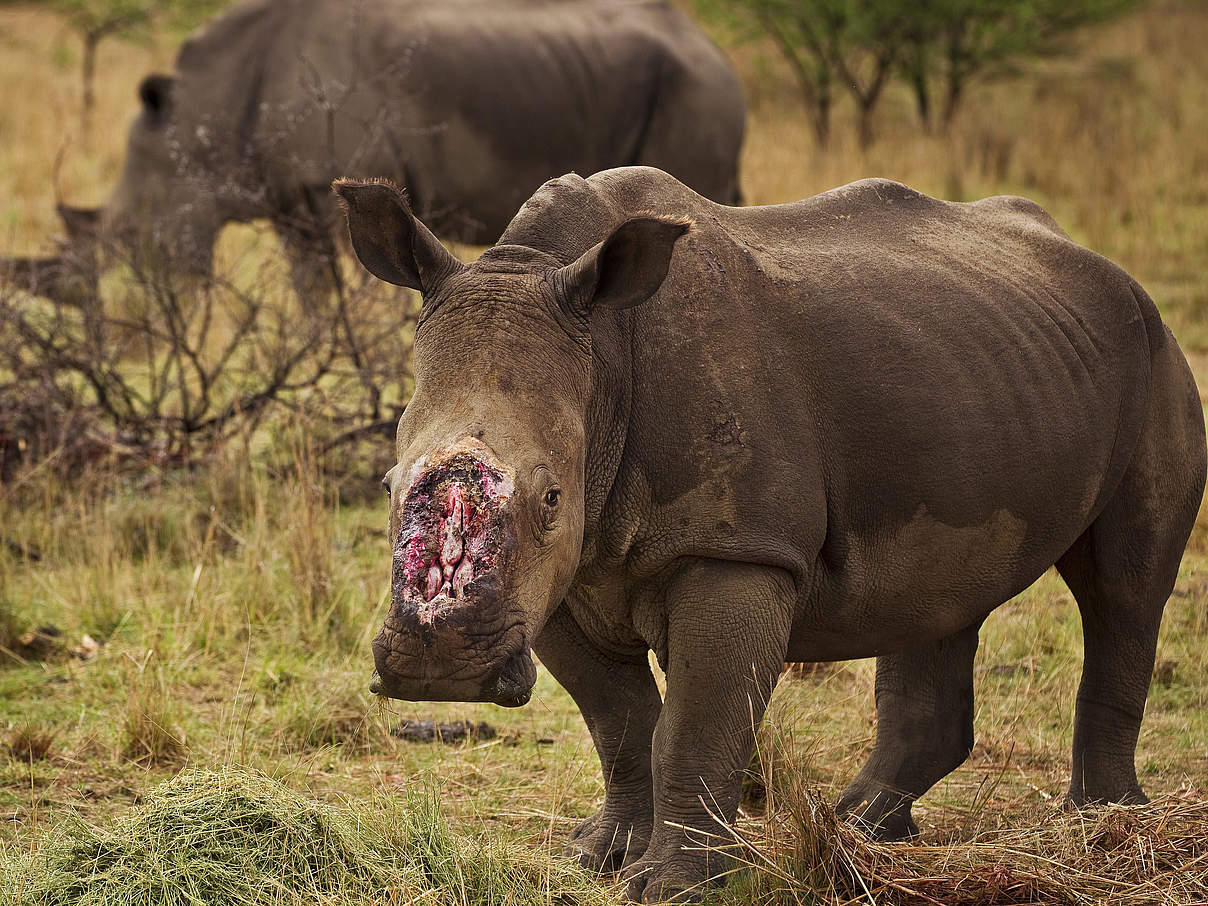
[565,808,650,874]
[622,852,711,904]
[835,787,920,842]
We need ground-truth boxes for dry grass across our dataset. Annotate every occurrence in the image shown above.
[0,2,1206,905]
[715,725,1208,906]
[5,767,614,906]
[281,432,338,636]
[734,789,1208,906]
[6,725,57,763]
[0,596,21,664]
[119,650,187,767]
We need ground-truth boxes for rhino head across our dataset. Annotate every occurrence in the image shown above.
[93,73,232,278]
[4,73,245,298]
[334,178,688,706]
[0,203,100,307]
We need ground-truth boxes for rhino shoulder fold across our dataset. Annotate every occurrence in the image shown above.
[969,194,1070,239]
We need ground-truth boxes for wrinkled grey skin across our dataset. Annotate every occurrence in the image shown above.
[337,166,1205,903]
[4,0,743,301]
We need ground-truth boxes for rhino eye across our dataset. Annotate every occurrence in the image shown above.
[544,488,561,508]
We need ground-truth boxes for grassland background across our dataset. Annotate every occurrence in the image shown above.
[0,1,1206,903]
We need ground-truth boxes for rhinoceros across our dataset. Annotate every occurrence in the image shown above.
[334,166,1205,902]
[5,0,744,300]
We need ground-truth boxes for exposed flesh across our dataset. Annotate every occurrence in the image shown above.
[390,451,513,626]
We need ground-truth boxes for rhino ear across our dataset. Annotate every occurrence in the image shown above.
[333,178,464,294]
[138,74,175,128]
[555,216,690,315]
[56,204,100,242]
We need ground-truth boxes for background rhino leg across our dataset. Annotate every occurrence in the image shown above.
[274,196,342,306]
[623,560,793,904]
[835,622,981,840]
[1056,332,1204,807]
[535,604,662,873]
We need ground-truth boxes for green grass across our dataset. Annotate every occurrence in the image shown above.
[1,1,1207,903]
[5,767,614,906]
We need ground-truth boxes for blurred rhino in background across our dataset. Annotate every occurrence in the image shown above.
[4,0,745,302]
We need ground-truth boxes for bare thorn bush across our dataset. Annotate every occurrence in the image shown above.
[0,228,414,482]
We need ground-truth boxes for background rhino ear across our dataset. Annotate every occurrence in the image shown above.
[556,216,690,315]
[138,74,175,128]
[332,178,464,294]
[56,204,100,242]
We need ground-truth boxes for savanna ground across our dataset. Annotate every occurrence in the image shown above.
[1,2,1207,903]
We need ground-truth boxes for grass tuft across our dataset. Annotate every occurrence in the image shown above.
[119,652,187,767]
[5,766,613,906]
[0,597,19,662]
[6,724,58,762]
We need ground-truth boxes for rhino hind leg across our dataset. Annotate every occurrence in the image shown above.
[534,605,662,873]
[1056,337,1205,807]
[836,622,981,841]
[1057,537,1159,807]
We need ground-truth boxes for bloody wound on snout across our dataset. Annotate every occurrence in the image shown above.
[393,452,514,629]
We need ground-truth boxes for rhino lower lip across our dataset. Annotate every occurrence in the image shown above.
[368,643,534,704]
[482,646,536,707]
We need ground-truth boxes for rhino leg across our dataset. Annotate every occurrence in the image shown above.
[535,605,661,873]
[1057,337,1203,807]
[274,202,342,306]
[623,560,792,904]
[836,623,981,840]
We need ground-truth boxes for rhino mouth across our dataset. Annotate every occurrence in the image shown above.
[369,642,536,707]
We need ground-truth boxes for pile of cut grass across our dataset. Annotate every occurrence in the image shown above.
[4,767,613,906]
[720,785,1208,905]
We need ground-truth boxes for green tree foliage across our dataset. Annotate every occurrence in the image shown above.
[904,0,1144,132]
[696,0,917,147]
[695,0,1144,146]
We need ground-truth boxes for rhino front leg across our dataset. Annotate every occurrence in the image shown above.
[623,560,793,904]
[836,622,981,840]
[274,199,342,306]
[535,604,662,873]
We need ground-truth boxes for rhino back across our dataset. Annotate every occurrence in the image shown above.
[170,0,737,237]
[173,0,288,135]
[534,168,1160,656]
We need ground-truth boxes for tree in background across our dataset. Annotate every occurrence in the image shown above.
[747,1,837,146]
[696,0,1145,145]
[900,0,1144,132]
[696,0,916,148]
[30,0,228,138]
